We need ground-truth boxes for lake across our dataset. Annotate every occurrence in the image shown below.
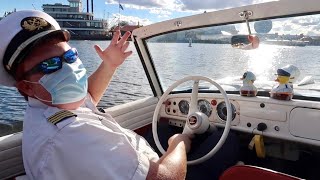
[0,40,152,125]
[1,41,320,131]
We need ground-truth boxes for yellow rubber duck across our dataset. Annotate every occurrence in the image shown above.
[281,65,300,88]
[270,68,293,100]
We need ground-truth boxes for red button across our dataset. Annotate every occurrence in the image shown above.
[211,100,217,106]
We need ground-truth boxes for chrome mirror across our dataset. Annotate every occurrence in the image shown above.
[231,10,260,50]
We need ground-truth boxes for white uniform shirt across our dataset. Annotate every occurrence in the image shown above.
[22,95,159,180]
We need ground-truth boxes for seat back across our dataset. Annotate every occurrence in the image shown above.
[0,132,25,179]
[219,165,303,180]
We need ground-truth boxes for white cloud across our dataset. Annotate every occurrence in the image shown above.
[106,0,162,8]
[105,0,183,13]
[266,15,320,36]
[233,13,320,36]
[105,0,276,12]
[105,0,320,37]
[149,8,171,16]
[252,0,278,4]
[110,13,153,26]
[179,0,251,11]
[292,16,320,26]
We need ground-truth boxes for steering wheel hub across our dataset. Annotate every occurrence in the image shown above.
[188,113,200,128]
[187,112,210,134]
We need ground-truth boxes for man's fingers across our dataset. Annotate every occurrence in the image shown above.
[111,30,120,45]
[94,45,102,54]
[121,41,130,52]
[123,51,133,59]
[118,31,131,45]
[94,45,104,60]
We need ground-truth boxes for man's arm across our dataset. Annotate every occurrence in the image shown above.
[88,30,132,106]
[146,134,191,180]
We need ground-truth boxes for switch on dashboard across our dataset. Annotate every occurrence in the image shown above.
[257,123,267,131]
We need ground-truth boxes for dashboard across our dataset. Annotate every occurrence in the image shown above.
[159,93,320,146]
[164,96,240,126]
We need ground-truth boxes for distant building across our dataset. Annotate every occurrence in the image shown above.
[42,0,109,40]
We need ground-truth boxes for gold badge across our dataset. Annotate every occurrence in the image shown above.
[21,17,49,31]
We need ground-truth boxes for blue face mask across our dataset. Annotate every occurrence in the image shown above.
[30,59,88,104]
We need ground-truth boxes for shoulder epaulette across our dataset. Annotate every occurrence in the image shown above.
[47,110,77,125]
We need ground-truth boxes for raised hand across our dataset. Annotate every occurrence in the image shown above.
[94,30,133,70]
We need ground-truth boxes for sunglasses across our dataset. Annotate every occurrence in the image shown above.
[23,48,78,77]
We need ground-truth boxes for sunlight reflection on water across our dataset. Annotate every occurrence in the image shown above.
[0,42,319,123]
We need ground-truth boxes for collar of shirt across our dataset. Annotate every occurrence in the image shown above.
[28,97,48,109]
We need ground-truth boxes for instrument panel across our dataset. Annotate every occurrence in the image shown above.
[197,99,212,117]
[160,93,320,147]
[178,100,189,115]
[176,99,238,122]
[163,95,240,125]
[178,99,214,117]
[216,101,237,121]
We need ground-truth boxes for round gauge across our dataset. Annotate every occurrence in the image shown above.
[216,102,236,121]
[197,99,212,117]
[178,100,189,115]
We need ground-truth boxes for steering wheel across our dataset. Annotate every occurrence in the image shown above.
[152,76,233,165]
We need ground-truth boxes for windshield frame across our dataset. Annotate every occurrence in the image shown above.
[132,0,320,99]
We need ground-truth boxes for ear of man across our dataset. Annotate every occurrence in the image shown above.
[16,80,34,97]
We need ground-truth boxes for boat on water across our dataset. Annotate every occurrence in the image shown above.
[2,0,320,179]
[188,38,192,47]
[42,0,110,40]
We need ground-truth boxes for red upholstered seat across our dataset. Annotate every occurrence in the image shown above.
[219,165,302,180]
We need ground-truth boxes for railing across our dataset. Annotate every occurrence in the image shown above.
[63,24,106,29]
[62,21,107,29]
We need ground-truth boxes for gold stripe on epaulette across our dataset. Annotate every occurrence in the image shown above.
[47,110,77,125]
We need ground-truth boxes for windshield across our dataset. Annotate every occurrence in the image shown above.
[145,13,320,99]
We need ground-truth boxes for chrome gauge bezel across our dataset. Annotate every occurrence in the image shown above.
[216,101,236,121]
[178,100,190,115]
[197,99,212,117]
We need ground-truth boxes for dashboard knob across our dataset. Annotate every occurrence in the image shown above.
[257,123,267,131]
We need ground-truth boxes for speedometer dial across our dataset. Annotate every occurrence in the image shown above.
[197,99,212,117]
[178,100,189,115]
[216,102,236,121]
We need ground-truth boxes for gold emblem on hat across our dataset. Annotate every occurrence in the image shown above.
[22,17,49,31]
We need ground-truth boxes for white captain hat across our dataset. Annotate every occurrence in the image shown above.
[281,65,300,83]
[0,10,70,87]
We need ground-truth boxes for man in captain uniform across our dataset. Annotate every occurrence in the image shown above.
[0,10,191,180]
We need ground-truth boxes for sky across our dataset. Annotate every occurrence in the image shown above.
[2,0,320,36]
[1,0,275,26]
